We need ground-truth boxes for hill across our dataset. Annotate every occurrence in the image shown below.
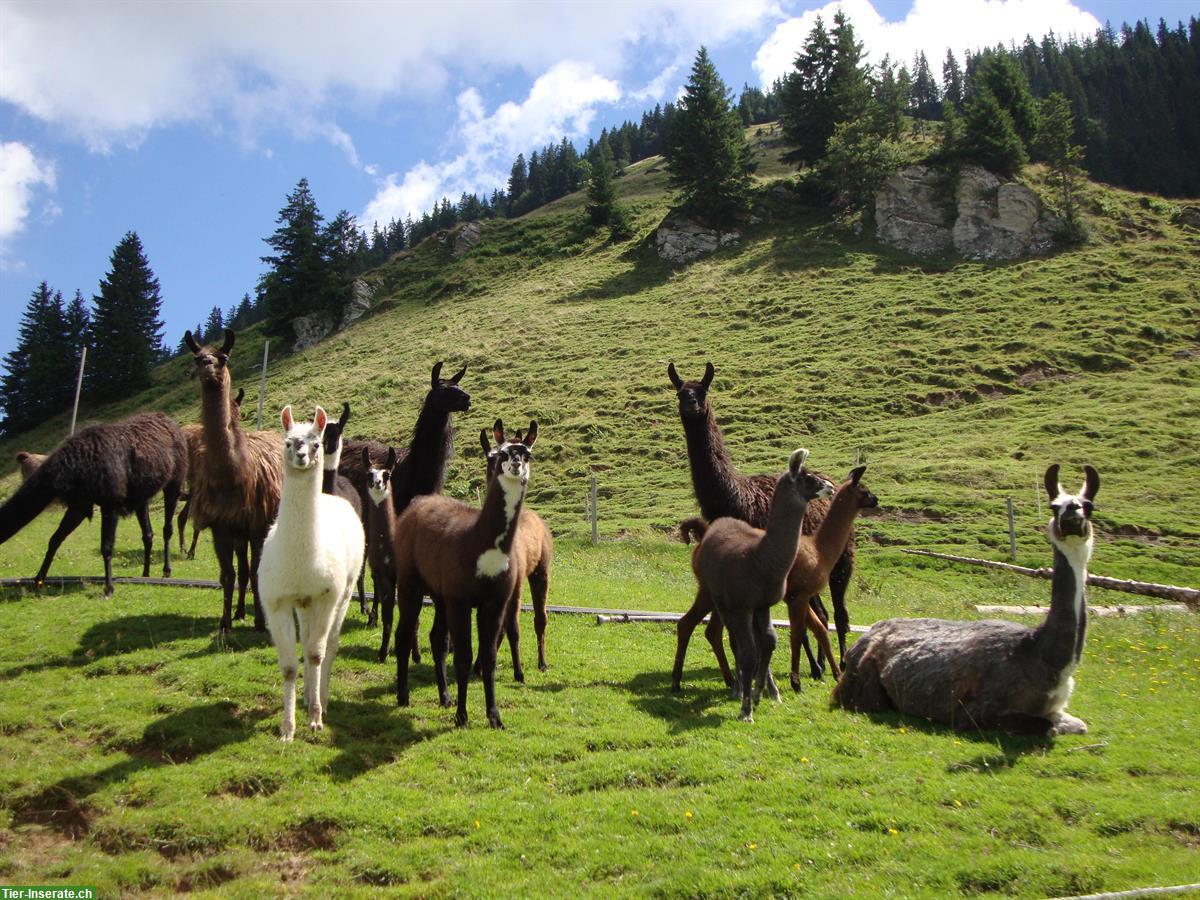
[3,126,1197,584]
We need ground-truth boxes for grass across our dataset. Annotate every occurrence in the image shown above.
[0,129,1198,894]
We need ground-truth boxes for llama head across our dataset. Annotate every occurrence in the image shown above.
[668,361,715,420]
[365,445,397,505]
[320,402,351,469]
[492,420,536,488]
[482,418,538,480]
[428,361,471,413]
[784,448,835,503]
[839,465,879,511]
[280,405,327,472]
[1044,464,1099,541]
[185,328,235,391]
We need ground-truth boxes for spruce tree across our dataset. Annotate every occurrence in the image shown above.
[259,177,327,323]
[959,87,1028,175]
[1037,92,1087,240]
[664,46,755,225]
[585,142,617,226]
[63,289,91,361]
[0,282,74,433]
[778,16,837,165]
[973,52,1040,148]
[942,50,965,112]
[203,306,224,342]
[322,210,359,320]
[86,232,165,402]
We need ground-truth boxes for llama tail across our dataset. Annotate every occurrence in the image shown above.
[679,517,709,545]
[0,463,60,544]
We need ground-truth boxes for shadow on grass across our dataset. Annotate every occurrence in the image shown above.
[855,708,1053,772]
[625,669,729,732]
[325,699,447,781]
[0,582,91,604]
[557,240,675,303]
[8,701,267,839]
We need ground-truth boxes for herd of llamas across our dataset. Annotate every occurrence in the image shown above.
[0,328,1099,738]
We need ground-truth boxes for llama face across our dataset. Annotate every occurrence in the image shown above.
[846,466,880,510]
[366,466,391,505]
[1044,464,1099,540]
[493,442,532,486]
[429,362,471,413]
[281,406,326,472]
[668,362,715,420]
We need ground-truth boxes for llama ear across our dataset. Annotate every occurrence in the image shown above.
[701,362,715,390]
[386,446,397,470]
[338,402,350,429]
[492,418,505,445]
[1082,465,1100,502]
[362,446,371,469]
[1044,464,1062,503]
[449,364,467,384]
[789,448,809,476]
[523,420,538,448]
[667,362,682,389]
[314,406,327,433]
[280,405,293,432]
[849,465,866,484]
[234,387,245,406]
[184,331,201,354]
[479,428,491,455]
[220,329,236,355]
[431,361,444,387]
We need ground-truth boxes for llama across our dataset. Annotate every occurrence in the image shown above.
[341,360,470,628]
[320,402,369,613]
[259,406,365,740]
[177,387,244,559]
[362,446,421,665]
[391,425,536,728]
[667,362,855,692]
[779,465,879,681]
[689,449,834,722]
[0,412,188,596]
[14,452,47,481]
[832,465,1099,736]
[477,419,554,678]
[184,329,283,633]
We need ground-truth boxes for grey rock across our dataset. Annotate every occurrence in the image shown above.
[292,312,334,352]
[452,220,483,257]
[656,215,741,263]
[339,279,374,330]
[1177,206,1200,228]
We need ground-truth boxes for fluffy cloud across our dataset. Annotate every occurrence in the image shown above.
[0,142,56,266]
[2,1,775,154]
[753,0,1102,85]
[362,62,621,227]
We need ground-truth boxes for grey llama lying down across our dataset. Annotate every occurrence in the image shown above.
[832,464,1099,736]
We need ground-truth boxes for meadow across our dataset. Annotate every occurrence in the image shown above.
[1,133,1198,895]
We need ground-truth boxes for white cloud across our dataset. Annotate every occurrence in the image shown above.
[362,62,621,227]
[753,0,1102,86]
[2,1,777,156]
[0,141,56,267]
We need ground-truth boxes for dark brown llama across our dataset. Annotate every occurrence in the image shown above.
[689,449,834,721]
[184,329,283,633]
[391,425,536,729]
[341,360,470,630]
[321,402,370,614]
[177,387,244,558]
[667,362,856,693]
[476,419,553,679]
[0,412,188,596]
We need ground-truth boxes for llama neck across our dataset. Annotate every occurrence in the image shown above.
[807,488,859,575]
[681,408,743,519]
[200,381,236,464]
[322,442,342,494]
[752,479,808,581]
[403,397,454,496]
[1035,524,1093,670]
[473,473,526,578]
[277,462,323,542]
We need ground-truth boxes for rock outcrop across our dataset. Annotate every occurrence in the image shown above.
[656,215,741,263]
[876,165,1061,260]
[451,220,483,257]
[292,279,375,352]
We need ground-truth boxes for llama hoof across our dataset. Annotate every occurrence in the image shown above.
[162,567,171,579]
[766,685,782,703]
[738,711,754,723]
[1050,713,1088,736]
[789,673,803,693]
[513,668,525,684]
[538,661,548,672]
[186,551,195,560]
[377,650,389,664]
[751,689,762,707]
[253,618,266,633]
[455,710,469,728]
[487,708,504,729]
[728,686,741,702]
[366,612,378,627]
[280,731,294,742]
[670,681,683,694]
[234,607,246,620]
[397,694,409,707]
[309,720,323,732]
[411,649,422,664]
[103,585,114,598]
[439,693,453,708]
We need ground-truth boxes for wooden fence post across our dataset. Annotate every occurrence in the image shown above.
[68,346,86,436]
[255,339,269,431]
[589,474,598,546]
[1006,497,1018,561]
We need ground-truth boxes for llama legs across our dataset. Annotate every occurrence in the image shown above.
[161,480,180,578]
[318,593,352,720]
[234,542,250,617]
[530,565,550,671]
[378,589,395,663]
[176,499,190,555]
[34,504,89,588]
[430,600,452,707]
[827,549,853,665]
[393,582,423,706]
[752,608,780,705]
[722,607,758,722]
[135,504,154,578]
[671,586,733,692]
[211,527,237,632]
[265,603,299,741]
[249,536,266,631]
[477,599,504,729]
[447,604,474,727]
[98,505,119,597]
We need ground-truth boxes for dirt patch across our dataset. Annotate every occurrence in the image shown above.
[10,786,92,838]
[175,864,238,893]
[974,382,1016,400]
[214,775,281,799]
[1107,523,1164,543]
[1013,363,1073,387]
[873,508,948,524]
[267,817,341,852]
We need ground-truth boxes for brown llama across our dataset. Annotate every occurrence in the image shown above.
[0,413,188,596]
[177,387,244,559]
[362,446,421,664]
[15,452,47,481]
[476,419,553,679]
[667,361,856,693]
[833,465,1098,736]
[391,424,536,728]
[184,329,282,633]
[341,360,470,630]
[689,449,834,721]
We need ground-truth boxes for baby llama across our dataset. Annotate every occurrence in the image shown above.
[259,406,365,740]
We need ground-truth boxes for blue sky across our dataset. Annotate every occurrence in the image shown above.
[1,0,1194,359]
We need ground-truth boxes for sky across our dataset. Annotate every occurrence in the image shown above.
[1,0,1194,360]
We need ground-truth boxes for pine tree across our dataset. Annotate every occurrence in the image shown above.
[0,283,75,434]
[585,141,618,226]
[972,51,1040,148]
[259,177,327,323]
[1037,92,1087,241]
[942,50,965,112]
[959,87,1028,174]
[911,51,941,119]
[203,306,224,342]
[86,232,165,402]
[778,16,837,165]
[63,289,90,360]
[322,210,359,320]
[664,46,755,225]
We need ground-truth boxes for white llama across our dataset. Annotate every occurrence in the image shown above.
[259,405,365,741]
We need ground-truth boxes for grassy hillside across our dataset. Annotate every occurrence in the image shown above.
[1,128,1198,895]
